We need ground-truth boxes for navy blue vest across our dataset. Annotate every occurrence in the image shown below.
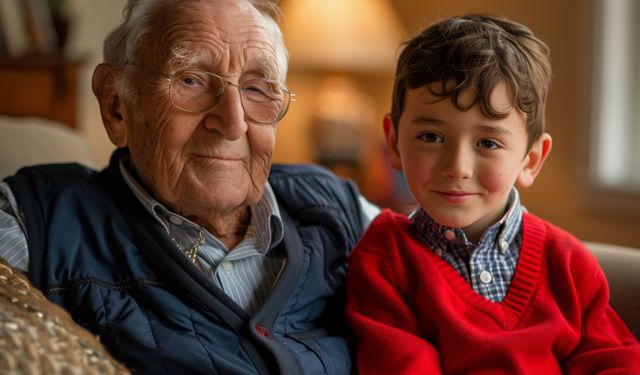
[5,150,364,374]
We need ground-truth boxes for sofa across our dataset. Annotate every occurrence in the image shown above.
[586,241,640,339]
[0,115,97,178]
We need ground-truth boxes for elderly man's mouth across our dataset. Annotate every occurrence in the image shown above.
[193,154,243,162]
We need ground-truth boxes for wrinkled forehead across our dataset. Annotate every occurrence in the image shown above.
[142,0,280,78]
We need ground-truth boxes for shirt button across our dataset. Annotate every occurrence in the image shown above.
[479,270,493,284]
[498,238,509,253]
[222,261,233,271]
[255,324,270,337]
[169,216,183,225]
[444,229,456,241]
[434,248,443,257]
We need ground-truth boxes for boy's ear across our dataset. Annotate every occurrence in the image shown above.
[516,133,552,188]
[383,114,403,170]
[92,63,128,148]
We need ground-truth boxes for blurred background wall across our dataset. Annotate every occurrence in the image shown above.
[3,0,639,247]
[276,0,640,248]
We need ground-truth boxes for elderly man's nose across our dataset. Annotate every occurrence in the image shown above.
[204,88,247,139]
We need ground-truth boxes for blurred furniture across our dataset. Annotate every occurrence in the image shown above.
[585,241,640,339]
[0,57,80,128]
[280,0,405,185]
[0,115,95,178]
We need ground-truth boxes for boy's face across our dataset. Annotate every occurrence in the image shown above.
[384,82,551,241]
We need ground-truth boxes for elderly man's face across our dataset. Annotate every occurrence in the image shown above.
[122,0,280,218]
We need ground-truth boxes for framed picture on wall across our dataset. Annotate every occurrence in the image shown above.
[19,0,58,55]
[0,0,58,57]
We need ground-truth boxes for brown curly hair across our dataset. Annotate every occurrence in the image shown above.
[390,14,552,149]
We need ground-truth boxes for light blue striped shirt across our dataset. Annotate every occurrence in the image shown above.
[0,183,28,270]
[0,161,379,314]
[119,159,286,314]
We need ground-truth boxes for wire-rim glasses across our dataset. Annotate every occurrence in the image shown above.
[128,65,293,124]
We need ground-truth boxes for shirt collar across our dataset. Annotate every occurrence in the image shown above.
[118,156,284,253]
[411,188,523,255]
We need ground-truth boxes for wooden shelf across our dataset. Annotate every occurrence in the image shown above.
[0,57,81,128]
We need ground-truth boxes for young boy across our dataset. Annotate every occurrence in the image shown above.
[345,14,640,374]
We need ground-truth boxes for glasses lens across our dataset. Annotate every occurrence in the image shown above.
[240,79,291,124]
[169,70,291,123]
[170,70,224,112]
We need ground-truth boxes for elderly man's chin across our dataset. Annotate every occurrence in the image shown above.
[181,162,267,212]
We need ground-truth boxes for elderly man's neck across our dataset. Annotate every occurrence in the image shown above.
[121,157,252,250]
[188,208,251,250]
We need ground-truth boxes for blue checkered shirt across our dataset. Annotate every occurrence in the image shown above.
[411,189,524,302]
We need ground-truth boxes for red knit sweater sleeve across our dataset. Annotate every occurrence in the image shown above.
[550,224,640,373]
[346,210,442,375]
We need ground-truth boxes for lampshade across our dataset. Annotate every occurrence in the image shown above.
[281,0,407,72]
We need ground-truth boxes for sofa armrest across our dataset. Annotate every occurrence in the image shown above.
[0,116,97,179]
[584,241,640,339]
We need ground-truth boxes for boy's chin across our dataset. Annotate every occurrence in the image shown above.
[429,213,477,229]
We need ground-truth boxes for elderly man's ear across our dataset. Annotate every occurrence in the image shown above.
[92,64,128,148]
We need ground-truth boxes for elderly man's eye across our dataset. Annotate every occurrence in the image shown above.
[175,71,209,89]
[242,81,277,102]
[244,80,270,93]
[182,77,198,86]
[179,75,203,87]
[245,84,266,94]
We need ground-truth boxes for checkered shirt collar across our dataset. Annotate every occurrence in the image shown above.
[410,188,523,254]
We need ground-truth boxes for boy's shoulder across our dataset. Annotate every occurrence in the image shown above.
[369,208,412,232]
[522,212,601,277]
[523,212,587,252]
[355,209,424,255]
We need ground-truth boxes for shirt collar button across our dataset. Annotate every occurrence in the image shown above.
[498,238,509,253]
[444,229,456,241]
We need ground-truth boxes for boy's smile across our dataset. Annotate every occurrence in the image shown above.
[385,82,551,242]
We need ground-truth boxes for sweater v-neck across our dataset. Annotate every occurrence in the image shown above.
[406,213,547,330]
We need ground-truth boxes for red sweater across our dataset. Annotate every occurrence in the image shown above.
[346,209,640,374]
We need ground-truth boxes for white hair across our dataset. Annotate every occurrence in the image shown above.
[103,0,289,101]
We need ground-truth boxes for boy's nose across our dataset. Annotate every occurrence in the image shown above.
[442,146,473,180]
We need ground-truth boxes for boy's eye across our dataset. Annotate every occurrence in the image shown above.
[477,139,500,149]
[418,132,443,143]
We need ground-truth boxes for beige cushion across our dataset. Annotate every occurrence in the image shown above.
[585,241,640,339]
[0,116,96,179]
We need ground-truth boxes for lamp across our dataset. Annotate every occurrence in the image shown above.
[281,0,406,72]
[279,0,406,184]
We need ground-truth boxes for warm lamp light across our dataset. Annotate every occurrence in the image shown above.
[278,0,406,194]
[281,0,406,72]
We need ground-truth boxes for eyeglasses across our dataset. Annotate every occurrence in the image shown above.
[128,65,293,124]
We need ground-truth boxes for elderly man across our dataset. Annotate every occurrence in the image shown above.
[0,0,377,373]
